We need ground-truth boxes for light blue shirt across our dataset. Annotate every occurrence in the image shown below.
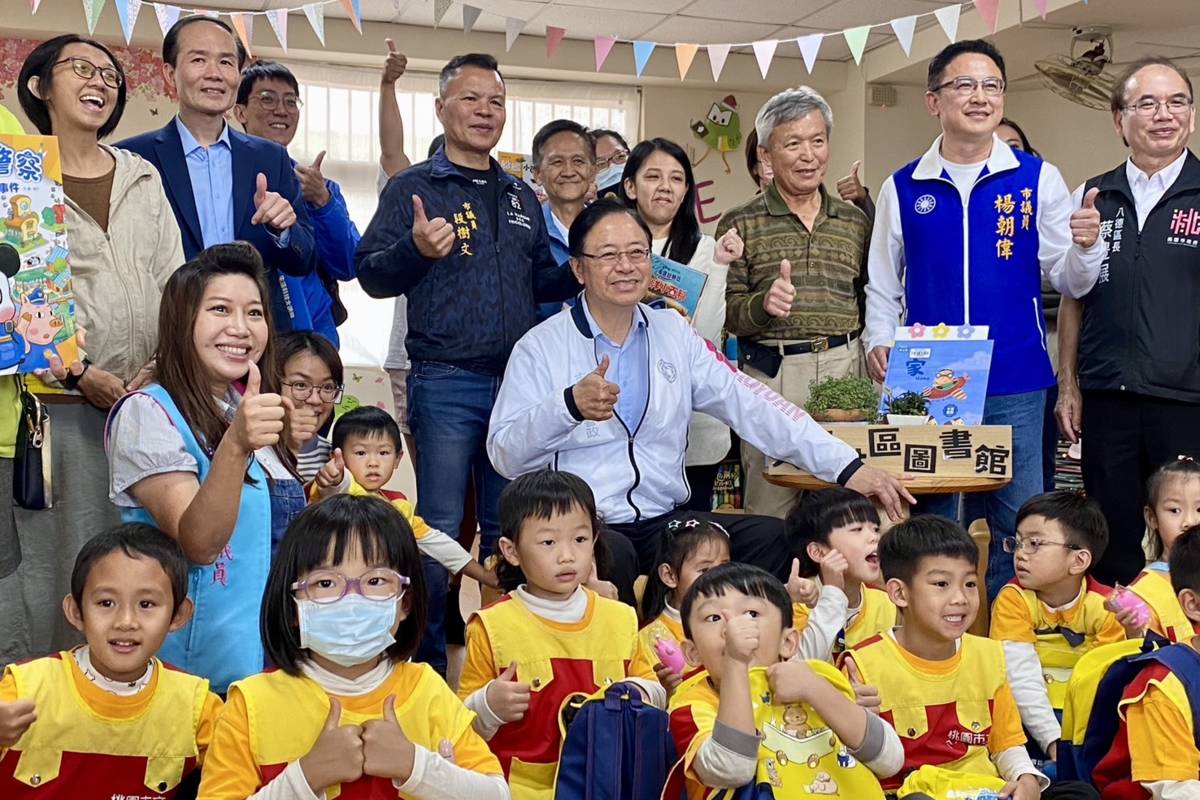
[176,118,234,248]
[581,296,649,433]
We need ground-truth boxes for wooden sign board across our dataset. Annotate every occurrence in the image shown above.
[767,425,1013,479]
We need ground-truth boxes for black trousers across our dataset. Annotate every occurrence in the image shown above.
[1081,389,1200,585]
[682,463,721,512]
[602,508,790,608]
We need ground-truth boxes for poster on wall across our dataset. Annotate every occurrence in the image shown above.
[879,324,992,426]
[0,133,80,376]
[498,151,547,203]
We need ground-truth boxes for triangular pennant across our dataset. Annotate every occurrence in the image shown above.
[462,4,481,35]
[433,0,451,28]
[1033,0,1048,17]
[889,15,916,57]
[231,12,254,56]
[594,35,617,71]
[504,17,525,51]
[154,2,181,35]
[975,0,1000,33]
[303,3,325,45]
[674,43,698,80]
[339,0,362,33]
[632,41,656,77]
[706,42,730,81]
[751,39,777,79]
[82,0,105,34]
[195,8,219,18]
[267,8,288,51]
[934,4,960,43]
[116,0,142,42]
[796,33,822,74]
[29,0,42,13]
[546,26,566,59]
[843,25,870,65]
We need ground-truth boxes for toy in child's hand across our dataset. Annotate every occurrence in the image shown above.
[1109,585,1151,627]
[654,636,686,675]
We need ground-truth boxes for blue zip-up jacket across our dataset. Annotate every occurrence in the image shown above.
[355,149,579,374]
[537,201,572,322]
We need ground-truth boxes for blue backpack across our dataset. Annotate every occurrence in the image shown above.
[554,681,679,800]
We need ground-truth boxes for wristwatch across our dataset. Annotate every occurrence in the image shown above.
[62,358,91,392]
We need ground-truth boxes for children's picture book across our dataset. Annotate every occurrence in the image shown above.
[0,134,80,376]
[879,323,993,426]
[647,254,708,321]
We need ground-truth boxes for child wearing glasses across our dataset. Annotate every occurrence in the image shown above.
[989,491,1125,765]
[198,495,509,800]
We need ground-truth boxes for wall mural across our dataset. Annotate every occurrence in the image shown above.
[0,37,172,106]
[689,94,742,174]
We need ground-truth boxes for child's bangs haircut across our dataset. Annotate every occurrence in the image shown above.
[331,406,402,453]
[784,487,880,577]
[495,469,607,592]
[1169,526,1200,596]
[71,523,189,612]
[261,494,427,674]
[1147,455,1200,508]
[680,562,793,640]
[1016,490,1109,561]
[641,514,729,621]
[879,515,978,585]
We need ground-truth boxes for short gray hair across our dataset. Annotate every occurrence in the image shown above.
[755,86,833,146]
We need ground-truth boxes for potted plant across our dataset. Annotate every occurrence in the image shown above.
[885,391,931,426]
[805,376,879,423]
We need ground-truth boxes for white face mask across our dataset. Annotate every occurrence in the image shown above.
[595,164,624,192]
[296,594,397,668]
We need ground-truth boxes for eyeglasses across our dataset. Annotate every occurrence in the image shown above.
[252,90,303,111]
[931,76,1006,97]
[1002,537,1081,555]
[282,381,343,403]
[1122,96,1193,118]
[291,568,409,604]
[54,57,123,90]
[595,151,629,169]
[579,246,651,268]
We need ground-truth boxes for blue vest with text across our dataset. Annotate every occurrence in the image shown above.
[892,151,1054,396]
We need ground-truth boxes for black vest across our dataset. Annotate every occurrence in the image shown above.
[1078,151,1200,403]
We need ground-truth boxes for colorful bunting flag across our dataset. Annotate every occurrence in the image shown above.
[462,4,481,35]
[504,17,525,51]
[975,0,1000,33]
[267,7,288,51]
[1033,0,1048,17]
[116,0,142,42]
[231,12,254,56]
[890,15,916,57]
[594,35,617,71]
[751,39,777,79]
[433,0,452,28]
[706,42,730,81]
[154,2,181,36]
[632,41,655,77]
[546,26,566,59]
[339,0,362,33]
[843,25,870,65]
[934,4,961,43]
[304,2,325,45]
[82,0,105,34]
[796,33,822,74]
[674,43,699,80]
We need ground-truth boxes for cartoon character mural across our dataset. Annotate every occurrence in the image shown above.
[15,286,62,371]
[0,244,24,370]
[690,94,742,174]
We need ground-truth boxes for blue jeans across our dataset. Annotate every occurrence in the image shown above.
[268,477,307,560]
[919,389,1046,600]
[407,360,509,674]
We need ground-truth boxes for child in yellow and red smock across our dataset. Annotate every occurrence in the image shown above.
[989,491,1126,761]
[198,495,507,800]
[664,562,902,799]
[457,470,664,800]
[0,524,222,799]
[631,514,731,697]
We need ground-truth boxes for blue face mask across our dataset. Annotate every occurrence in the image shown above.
[595,164,624,194]
[296,594,397,668]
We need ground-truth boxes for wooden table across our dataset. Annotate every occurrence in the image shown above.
[763,472,1010,495]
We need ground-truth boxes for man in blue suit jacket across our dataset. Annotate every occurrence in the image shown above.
[117,15,317,331]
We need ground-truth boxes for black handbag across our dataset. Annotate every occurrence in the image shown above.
[13,377,51,510]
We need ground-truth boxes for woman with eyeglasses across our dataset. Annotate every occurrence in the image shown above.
[276,331,345,482]
[0,36,184,663]
[590,128,631,197]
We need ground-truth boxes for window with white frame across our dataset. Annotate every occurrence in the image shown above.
[282,63,640,366]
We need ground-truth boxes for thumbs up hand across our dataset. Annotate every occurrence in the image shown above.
[785,558,819,607]
[250,172,298,232]
[836,160,866,203]
[1071,187,1102,248]
[229,362,287,455]
[295,151,332,209]
[486,662,532,723]
[844,658,881,714]
[763,259,796,318]
[316,448,347,489]
[571,355,621,421]
[362,694,416,782]
[299,698,365,794]
[411,195,455,260]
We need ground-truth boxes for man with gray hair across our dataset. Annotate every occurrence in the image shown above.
[718,85,873,518]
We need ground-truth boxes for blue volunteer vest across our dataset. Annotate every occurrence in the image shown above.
[892,150,1054,395]
[107,383,271,695]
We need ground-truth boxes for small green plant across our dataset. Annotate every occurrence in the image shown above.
[805,376,879,422]
[887,391,929,417]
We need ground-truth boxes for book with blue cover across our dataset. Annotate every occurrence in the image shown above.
[647,254,708,321]
[879,324,993,426]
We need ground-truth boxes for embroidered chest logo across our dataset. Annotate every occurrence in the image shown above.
[914,194,936,214]
[657,359,677,383]
[454,202,478,257]
[994,187,1033,262]
[1167,207,1200,249]
[505,192,532,230]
